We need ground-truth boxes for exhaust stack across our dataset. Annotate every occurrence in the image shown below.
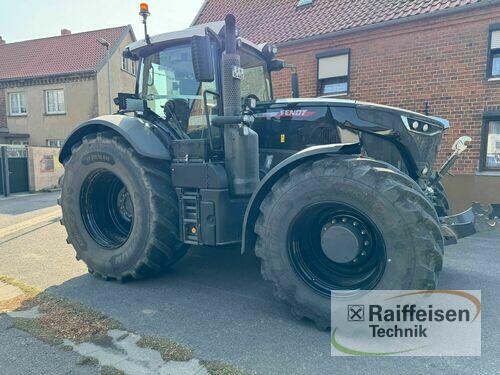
[221,14,260,196]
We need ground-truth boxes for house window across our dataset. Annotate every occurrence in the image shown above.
[46,139,64,148]
[10,140,28,146]
[45,89,65,114]
[317,50,350,96]
[9,92,27,115]
[488,27,500,78]
[121,55,128,71]
[121,56,136,75]
[481,118,500,170]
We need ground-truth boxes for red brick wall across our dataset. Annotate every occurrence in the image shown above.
[271,6,500,174]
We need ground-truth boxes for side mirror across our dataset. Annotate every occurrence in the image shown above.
[191,35,215,82]
[268,59,285,72]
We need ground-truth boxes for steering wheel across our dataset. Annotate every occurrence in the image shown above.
[163,99,190,132]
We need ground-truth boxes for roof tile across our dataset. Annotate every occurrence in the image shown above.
[0,26,129,81]
[195,0,487,44]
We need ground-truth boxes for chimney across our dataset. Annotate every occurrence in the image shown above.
[0,36,5,45]
[60,29,71,36]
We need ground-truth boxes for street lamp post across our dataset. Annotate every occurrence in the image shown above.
[97,38,112,114]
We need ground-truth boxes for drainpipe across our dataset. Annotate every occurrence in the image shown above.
[97,38,112,114]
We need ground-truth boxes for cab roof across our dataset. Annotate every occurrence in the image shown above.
[125,21,265,58]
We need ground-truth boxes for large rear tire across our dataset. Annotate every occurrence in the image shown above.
[60,132,188,281]
[254,156,443,328]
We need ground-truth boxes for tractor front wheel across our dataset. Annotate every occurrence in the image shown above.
[254,157,443,328]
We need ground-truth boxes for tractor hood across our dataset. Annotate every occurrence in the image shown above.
[252,98,448,176]
[256,98,449,130]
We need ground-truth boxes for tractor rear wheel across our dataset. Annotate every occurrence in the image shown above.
[254,156,443,328]
[60,132,188,281]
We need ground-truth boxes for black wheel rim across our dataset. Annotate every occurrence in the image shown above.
[287,202,386,297]
[80,169,134,249]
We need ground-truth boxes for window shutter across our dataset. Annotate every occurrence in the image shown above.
[318,54,349,79]
[491,30,500,50]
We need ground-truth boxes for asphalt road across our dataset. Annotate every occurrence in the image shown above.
[1,192,499,374]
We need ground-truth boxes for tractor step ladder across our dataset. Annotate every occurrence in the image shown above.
[180,191,200,245]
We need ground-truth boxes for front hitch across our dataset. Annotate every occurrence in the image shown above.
[440,203,499,246]
[429,136,472,188]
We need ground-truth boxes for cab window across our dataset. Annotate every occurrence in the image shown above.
[140,43,219,139]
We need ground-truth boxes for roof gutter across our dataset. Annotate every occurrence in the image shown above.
[277,0,500,47]
[0,70,96,85]
[190,0,209,26]
[95,25,134,73]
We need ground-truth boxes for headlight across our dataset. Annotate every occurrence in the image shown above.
[401,116,442,136]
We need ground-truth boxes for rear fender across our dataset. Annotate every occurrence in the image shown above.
[59,115,171,163]
[241,142,361,254]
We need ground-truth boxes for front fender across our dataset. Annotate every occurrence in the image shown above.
[241,142,361,254]
[59,115,171,163]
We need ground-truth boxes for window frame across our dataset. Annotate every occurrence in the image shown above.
[130,59,136,76]
[121,56,136,76]
[487,23,500,79]
[10,139,29,146]
[44,89,66,115]
[316,48,351,97]
[8,92,27,116]
[121,55,128,71]
[46,139,64,148]
[479,112,500,172]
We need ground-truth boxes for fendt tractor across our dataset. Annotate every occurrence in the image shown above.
[59,5,497,328]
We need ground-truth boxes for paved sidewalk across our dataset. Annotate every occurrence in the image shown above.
[0,191,60,228]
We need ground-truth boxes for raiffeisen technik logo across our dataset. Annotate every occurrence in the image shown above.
[331,290,481,357]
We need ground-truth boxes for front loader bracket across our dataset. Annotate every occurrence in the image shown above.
[440,202,499,246]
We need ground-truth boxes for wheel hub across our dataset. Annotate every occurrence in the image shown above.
[320,216,371,264]
[321,224,360,263]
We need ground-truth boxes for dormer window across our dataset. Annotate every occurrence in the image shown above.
[297,0,313,7]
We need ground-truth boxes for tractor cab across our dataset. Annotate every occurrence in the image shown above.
[123,21,275,142]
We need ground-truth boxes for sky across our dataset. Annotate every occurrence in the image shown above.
[0,0,206,43]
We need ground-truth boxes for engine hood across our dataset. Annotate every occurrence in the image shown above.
[257,98,449,130]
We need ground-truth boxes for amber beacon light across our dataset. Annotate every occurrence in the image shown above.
[139,3,150,17]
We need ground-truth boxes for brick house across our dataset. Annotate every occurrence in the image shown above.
[0,26,136,147]
[194,0,500,210]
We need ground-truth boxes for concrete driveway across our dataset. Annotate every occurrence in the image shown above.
[0,192,499,374]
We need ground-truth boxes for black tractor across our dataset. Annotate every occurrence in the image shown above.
[59,10,494,328]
